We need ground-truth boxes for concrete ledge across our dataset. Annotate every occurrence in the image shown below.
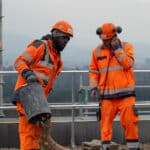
[0,119,150,148]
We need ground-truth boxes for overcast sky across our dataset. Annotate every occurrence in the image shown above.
[2,0,150,42]
[1,0,150,65]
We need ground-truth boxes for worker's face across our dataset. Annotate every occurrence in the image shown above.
[102,38,112,48]
[100,35,117,49]
[53,35,70,52]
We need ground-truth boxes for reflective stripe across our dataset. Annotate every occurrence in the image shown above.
[89,80,98,86]
[100,86,135,95]
[118,53,126,62]
[130,58,134,67]
[14,60,26,68]
[122,42,126,49]
[89,69,99,74]
[127,142,140,149]
[38,61,53,69]
[41,40,49,62]
[96,45,101,54]
[102,144,110,150]
[99,66,123,73]
[22,51,34,63]
[39,40,54,69]
[89,78,98,83]
[34,71,50,82]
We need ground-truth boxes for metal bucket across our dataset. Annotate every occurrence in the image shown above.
[19,82,51,123]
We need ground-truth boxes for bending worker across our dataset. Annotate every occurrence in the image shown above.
[13,20,73,150]
[89,22,140,150]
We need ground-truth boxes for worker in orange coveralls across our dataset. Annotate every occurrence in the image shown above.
[13,20,73,150]
[89,22,140,150]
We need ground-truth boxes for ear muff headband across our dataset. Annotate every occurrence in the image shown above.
[96,26,122,35]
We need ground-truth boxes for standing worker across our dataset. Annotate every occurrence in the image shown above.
[13,20,73,150]
[89,22,140,150]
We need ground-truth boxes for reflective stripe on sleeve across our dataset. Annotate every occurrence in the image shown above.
[118,53,126,62]
[89,69,99,74]
[22,51,34,64]
[89,78,98,86]
[89,78,98,83]
[129,58,134,67]
[14,60,26,68]
[34,71,50,83]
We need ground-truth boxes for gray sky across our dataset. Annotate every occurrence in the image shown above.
[3,0,150,43]
[2,0,150,65]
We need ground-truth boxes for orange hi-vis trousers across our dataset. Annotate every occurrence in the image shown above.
[100,96,139,142]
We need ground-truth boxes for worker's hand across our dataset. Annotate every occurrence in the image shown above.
[36,119,51,129]
[22,69,39,83]
[35,113,51,128]
[110,37,122,51]
[30,113,51,125]
[26,74,39,83]
[90,87,98,98]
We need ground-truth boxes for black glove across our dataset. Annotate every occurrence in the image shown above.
[30,113,51,124]
[22,69,39,83]
[26,74,39,83]
[110,37,122,51]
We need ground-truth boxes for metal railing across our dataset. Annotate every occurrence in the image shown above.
[0,70,150,148]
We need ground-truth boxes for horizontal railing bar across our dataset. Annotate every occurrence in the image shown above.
[0,102,150,110]
[1,69,150,148]
[0,71,17,74]
[0,70,89,74]
[135,85,150,88]
[1,70,150,74]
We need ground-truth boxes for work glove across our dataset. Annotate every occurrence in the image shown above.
[26,74,39,83]
[30,113,51,124]
[110,37,122,51]
[22,69,39,83]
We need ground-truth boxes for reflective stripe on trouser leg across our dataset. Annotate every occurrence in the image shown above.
[126,139,140,149]
[101,141,110,150]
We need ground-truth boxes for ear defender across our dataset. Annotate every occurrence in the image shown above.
[115,26,122,34]
[96,27,102,35]
[96,26,122,35]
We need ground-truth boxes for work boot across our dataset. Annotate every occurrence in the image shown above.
[40,135,70,150]
[39,119,70,150]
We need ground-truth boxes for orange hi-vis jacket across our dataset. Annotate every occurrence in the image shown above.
[14,39,63,97]
[89,41,136,99]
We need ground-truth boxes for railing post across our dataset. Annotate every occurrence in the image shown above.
[71,72,75,149]
[0,0,4,117]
